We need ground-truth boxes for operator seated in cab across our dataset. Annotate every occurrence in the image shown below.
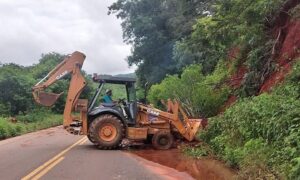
[103,89,114,103]
[102,89,125,108]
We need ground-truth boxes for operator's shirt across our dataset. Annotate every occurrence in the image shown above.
[103,95,113,103]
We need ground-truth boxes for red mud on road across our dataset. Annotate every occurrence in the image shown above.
[128,148,235,180]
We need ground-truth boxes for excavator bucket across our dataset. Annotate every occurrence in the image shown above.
[33,91,63,107]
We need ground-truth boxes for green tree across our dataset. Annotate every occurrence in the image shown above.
[0,64,34,116]
[176,0,284,94]
[109,0,213,85]
[0,52,94,116]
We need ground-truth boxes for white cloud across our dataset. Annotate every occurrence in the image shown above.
[0,0,134,75]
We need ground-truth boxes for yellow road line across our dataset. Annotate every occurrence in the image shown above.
[22,137,86,180]
[31,157,65,180]
[79,138,88,145]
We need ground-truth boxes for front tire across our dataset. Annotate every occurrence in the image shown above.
[152,131,174,150]
[87,133,97,143]
[89,115,125,150]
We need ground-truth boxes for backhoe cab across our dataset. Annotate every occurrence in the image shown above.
[88,74,137,126]
[32,51,203,150]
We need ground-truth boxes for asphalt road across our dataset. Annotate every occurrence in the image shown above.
[0,126,192,180]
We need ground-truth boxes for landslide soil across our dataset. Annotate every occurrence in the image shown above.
[221,0,300,108]
[128,148,235,180]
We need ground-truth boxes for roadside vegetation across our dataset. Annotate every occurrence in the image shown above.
[110,0,300,178]
[199,61,300,178]
[148,63,230,117]
[0,111,62,140]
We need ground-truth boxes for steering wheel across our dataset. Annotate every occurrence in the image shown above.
[118,98,126,106]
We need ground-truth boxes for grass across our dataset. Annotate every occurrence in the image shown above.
[0,112,62,140]
[183,143,212,158]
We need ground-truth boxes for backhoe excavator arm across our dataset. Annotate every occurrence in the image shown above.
[32,51,88,132]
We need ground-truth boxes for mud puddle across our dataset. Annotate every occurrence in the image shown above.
[128,148,235,180]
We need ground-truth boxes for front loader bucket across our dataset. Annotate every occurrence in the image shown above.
[33,91,63,107]
[187,119,202,141]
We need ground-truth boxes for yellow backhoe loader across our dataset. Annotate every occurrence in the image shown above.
[32,51,203,150]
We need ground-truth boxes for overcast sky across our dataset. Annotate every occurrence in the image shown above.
[0,0,134,75]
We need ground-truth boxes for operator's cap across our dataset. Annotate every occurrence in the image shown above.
[105,89,112,94]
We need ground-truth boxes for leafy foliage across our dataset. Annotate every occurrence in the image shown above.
[110,0,287,97]
[148,64,229,117]
[289,4,300,19]
[0,64,34,116]
[109,0,213,85]
[0,52,94,116]
[176,0,284,94]
[0,112,62,139]
[198,61,300,178]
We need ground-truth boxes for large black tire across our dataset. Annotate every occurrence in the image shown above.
[87,133,97,143]
[152,131,174,150]
[89,114,125,150]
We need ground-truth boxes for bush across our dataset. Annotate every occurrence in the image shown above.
[197,61,300,178]
[290,157,300,179]
[148,64,230,117]
[0,118,24,139]
[0,112,62,139]
[184,145,210,157]
[0,119,9,139]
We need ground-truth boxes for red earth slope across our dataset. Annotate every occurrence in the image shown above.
[222,0,300,110]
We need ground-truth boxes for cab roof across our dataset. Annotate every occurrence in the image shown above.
[92,74,136,84]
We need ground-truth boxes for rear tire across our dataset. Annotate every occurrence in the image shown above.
[152,131,174,150]
[89,114,125,150]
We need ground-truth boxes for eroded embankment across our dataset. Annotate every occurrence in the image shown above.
[221,0,300,109]
[128,148,235,180]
